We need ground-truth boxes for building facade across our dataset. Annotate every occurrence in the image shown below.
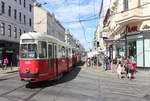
[0,0,35,66]
[34,6,66,42]
[95,0,111,54]
[102,0,150,68]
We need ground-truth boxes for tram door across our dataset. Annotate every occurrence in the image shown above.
[53,44,57,76]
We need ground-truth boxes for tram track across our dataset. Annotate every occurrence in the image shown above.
[0,84,26,96]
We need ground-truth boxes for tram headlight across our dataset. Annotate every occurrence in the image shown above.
[25,68,30,73]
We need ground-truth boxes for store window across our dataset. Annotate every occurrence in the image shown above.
[128,41,136,57]
[136,40,143,67]
[144,39,150,67]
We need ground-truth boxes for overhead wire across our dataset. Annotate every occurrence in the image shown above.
[78,0,89,49]
[61,2,150,24]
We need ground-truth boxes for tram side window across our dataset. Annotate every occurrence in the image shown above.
[62,46,65,58]
[38,41,47,58]
[48,44,52,59]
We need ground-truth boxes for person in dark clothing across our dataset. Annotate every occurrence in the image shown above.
[104,56,109,70]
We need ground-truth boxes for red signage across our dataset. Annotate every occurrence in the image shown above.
[126,25,139,33]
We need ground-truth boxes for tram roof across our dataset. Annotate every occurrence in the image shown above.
[20,32,71,48]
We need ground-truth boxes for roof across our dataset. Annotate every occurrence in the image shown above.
[20,32,71,47]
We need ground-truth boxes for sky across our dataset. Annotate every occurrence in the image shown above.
[36,0,102,51]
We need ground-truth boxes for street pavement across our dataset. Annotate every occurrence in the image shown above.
[0,63,150,101]
[0,67,18,76]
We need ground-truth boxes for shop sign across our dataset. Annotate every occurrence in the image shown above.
[126,25,139,33]
[142,24,150,30]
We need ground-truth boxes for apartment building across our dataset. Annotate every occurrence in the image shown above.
[34,6,66,42]
[0,0,35,66]
[103,0,150,68]
[94,0,111,53]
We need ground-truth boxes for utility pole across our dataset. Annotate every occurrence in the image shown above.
[125,27,127,58]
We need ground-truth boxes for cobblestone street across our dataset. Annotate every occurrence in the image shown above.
[0,64,150,101]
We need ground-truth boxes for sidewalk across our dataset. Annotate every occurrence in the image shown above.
[0,67,18,74]
[82,63,150,78]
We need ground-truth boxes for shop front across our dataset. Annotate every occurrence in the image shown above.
[116,22,150,68]
[0,40,19,66]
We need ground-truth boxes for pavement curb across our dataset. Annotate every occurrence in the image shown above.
[1,70,18,74]
[0,67,18,74]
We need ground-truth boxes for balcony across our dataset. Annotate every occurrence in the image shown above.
[116,8,150,25]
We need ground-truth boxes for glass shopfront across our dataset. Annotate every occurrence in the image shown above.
[136,39,143,67]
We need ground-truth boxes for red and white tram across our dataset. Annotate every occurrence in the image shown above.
[19,32,81,82]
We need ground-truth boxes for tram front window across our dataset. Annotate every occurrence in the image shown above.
[20,44,37,58]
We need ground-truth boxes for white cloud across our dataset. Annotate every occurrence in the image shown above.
[37,0,101,50]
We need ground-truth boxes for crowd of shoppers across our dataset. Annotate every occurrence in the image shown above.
[102,55,137,80]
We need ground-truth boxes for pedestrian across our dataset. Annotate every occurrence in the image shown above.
[104,56,109,71]
[0,56,3,70]
[86,58,91,67]
[112,57,117,73]
[3,58,9,70]
[127,57,134,80]
[131,55,136,72]
[117,61,124,79]
[124,57,129,78]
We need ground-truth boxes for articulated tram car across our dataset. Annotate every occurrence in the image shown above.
[19,32,81,82]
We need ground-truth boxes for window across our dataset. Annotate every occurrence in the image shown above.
[123,0,128,11]
[8,6,11,17]
[14,27,17,38]
[138,0,141,7]
[14,9,17,19]
[20,44,37,58]
[19,0,21,5]
[1,1,5,14]
[48,44,52,66]
[8,25,11,37]
[19,12,21,22]
[29,18,32,27]
[38,41,47,58]
[29,4,32,12]
[0,22,5,35]
[19,29,22,37]
[23,0,26,8]
[62,46,65,58]
[24,15,26,24]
